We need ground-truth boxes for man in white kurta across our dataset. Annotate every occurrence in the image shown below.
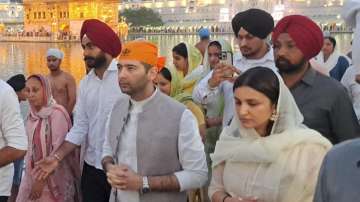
[102,40,208,202]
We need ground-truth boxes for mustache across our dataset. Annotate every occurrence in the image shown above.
[276,57,290,63]
[84,56,95,61]
[240,46,251,50]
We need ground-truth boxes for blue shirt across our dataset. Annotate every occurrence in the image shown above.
[329,56,350,81]
[314,138,360,202]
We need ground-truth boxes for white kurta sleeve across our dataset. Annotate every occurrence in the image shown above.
[102,114,113,159]
[0,89,27,150]
[192,70,222,105]
[174,109,208,191]
[65,80,89,145]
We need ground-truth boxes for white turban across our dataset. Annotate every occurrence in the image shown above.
[47,48,64,60]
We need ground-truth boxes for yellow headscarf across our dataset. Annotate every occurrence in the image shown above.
[174,43,203,94]
[167,67,193,102]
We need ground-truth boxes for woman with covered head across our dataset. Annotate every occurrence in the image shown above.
[194,39,231,180]
[202,39,233,82]
[314,36,351,81]
[209,67,332,202]
[172,42,203,93]
[17,75,80,202]
[200,39,232,142]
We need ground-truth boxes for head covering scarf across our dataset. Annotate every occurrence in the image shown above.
[315,48,351,75]
[232,8,274,39]
[202,39,233,77]
[119,40,158,67]
[342,0,360,72]
[80,19,122,58]
[27,75,69,166]
[200,39,231,115]
[7,74,26,92]
[272,15,323,61]
[165,67,193,102]
[211,69,331,200]
[174,43,203,93]
[47,48,64,59]
[25,74,80,200]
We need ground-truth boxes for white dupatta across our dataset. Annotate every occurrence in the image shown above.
[315,51,341,74]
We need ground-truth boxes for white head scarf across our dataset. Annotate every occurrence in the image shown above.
[183,39,233,86]
[315,50,342,73]
[47,48,64,60]
[202,39,233,77]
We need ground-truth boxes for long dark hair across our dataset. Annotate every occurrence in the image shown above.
[172,43,188,59]
[233,67,279,105]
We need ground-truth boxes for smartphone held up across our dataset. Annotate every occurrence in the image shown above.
[219,51,239,78]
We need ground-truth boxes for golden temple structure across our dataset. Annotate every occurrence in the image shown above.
[23,0,119,38]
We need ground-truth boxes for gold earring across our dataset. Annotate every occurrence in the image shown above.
[270,111,278,121]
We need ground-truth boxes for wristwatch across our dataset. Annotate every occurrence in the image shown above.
[141,176,150,194]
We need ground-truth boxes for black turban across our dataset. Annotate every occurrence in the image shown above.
[7,74,26,92]
[232,8,274,39]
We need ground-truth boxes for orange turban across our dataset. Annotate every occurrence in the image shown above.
[119,41,158,67]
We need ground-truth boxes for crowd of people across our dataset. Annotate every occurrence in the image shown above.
[1,2,360,202]
[1,31,78,41]
[129,25,232,35]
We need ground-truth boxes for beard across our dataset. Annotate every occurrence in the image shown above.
[276,56,307,74]
[84,52,107,69]
[240,47,256,58]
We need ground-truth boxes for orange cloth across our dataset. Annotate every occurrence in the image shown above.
[156,56,166,72]
[119,41,158,67]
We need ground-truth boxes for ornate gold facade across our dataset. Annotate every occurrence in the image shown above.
[23,0,119,37]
